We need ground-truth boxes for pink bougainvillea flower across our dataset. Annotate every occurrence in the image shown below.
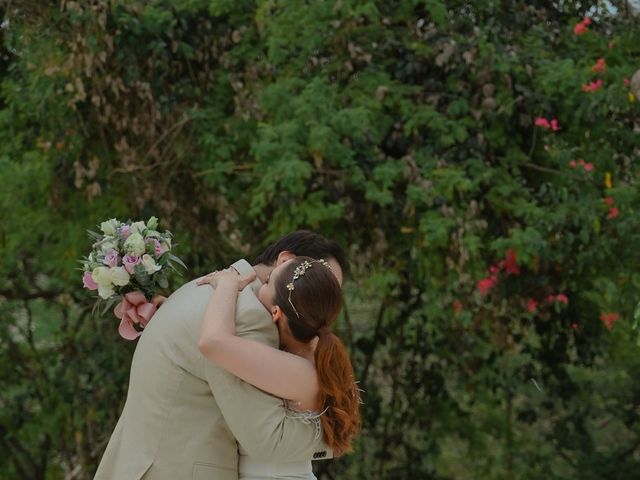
[568,160,577,168]
[452,299,463,315]
[600,312,619,331]
[527,299,538,313]
[591,57,606,73]
[608,207,619,219]
[547,294,556,303]
[556,293,569,305]
[535,117,551,128]
[604,196,615,207]
[574,23,588,35]
[583,162,594,172]
[570,323,578,330]
[582,79,603,93]
[573,18,591,36]
[504,249,520,275]
[535,117,560,131]
[477,276,497,295]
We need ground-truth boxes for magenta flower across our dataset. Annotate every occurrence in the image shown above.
[573,17,591,36]
[600,312,619,331]
[477,276,497,295]
[535,117,560,131]
[504,249,520,276]
[582,79,603,93]
[591,57,606,73]
[535,117,550,128]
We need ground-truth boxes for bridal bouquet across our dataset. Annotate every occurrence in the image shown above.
[81,216,185,339]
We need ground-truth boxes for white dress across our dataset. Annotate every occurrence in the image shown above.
[238,406,325,480]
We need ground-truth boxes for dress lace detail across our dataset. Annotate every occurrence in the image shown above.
[284,401,327,440]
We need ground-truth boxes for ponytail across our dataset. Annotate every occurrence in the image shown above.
[314,330,361,456]
[273,257,361,454]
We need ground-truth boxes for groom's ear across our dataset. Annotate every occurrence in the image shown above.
[275,250,296,265]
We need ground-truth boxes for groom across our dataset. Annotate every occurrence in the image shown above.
[94,231,348,480]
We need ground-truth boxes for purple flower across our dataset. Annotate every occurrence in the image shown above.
[119,225,131,239]
[122,254,141,274]
[103,250,120,268]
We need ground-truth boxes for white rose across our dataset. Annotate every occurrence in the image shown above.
[124,233,146,256]
[109,266,130,287]
[100,240,117,254]
[130,221,147,235]
[92,267,114,299]
[91,266,111,286]
[141,254,162,275]
[97,284,115,299]
[100,218,119,236]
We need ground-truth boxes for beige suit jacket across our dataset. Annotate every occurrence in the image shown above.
[94,259,331,480]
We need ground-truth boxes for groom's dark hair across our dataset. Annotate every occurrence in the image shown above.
[254,230,350,276]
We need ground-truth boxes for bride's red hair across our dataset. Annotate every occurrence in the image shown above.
[274,258,361,455]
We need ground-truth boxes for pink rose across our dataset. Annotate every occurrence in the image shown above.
[82,271,98,290]
[147,238,166,257]
[123,254,141,274]
[103,250,120,268]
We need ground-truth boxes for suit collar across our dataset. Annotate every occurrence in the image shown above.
[230,259,263,297]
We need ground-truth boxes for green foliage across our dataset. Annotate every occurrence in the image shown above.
[1,1,639,479]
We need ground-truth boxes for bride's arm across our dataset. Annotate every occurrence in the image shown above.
[197,271,317,402]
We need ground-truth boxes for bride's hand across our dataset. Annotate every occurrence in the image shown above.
[196,268,256,291]
[151,295,167,308]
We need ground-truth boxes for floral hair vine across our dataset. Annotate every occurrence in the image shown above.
[286,259,332,318]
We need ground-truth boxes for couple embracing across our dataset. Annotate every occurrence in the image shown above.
[94,231,361,480]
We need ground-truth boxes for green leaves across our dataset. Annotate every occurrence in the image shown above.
[2,1,640,479]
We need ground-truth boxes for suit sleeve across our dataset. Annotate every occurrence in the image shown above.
[203,305,332,462]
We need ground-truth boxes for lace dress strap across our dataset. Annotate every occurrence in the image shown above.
[284,401,328,440]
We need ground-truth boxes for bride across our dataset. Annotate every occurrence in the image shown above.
[196,256,361,479]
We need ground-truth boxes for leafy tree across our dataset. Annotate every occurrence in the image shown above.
[1,1,639,478]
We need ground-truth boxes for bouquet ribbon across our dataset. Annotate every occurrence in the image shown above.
[114,291,157,340]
